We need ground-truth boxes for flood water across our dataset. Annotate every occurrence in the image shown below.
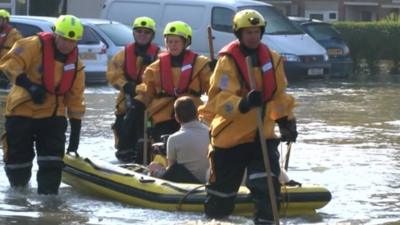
[0,76,399,225]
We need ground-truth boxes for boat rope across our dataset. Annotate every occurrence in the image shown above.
[176,184,205,211]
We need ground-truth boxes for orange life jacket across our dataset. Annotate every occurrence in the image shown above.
[219,40,277,102]
[159,50,197,96]
[0,24,12,48]
[38,32,78,95]
[125,43,159,82]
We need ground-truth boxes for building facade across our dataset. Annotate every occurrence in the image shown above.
[262,0,400,21]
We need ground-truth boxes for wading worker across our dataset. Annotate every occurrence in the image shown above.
[0,9,22,88]
[0,15,85,195]
[128,21,212,145]
[199,9,298,224]
[107,17,160,163]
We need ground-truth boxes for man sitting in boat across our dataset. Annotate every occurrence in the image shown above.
[148,96,210,184]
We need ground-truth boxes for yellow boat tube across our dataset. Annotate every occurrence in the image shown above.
[62,154,331,217]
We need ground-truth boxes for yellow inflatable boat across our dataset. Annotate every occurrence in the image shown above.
[62,154,331,216]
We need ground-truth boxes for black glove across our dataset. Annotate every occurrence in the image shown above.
[238,90,263,113]
[67,119,82,154]
[123,81,136,96]
[276,116,298,143]
[15,73,46,104]
[209,59,217,71]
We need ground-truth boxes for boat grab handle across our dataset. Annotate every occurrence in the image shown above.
[139,177,156,183]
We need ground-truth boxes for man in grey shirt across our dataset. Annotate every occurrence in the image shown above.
[158,96,210,183]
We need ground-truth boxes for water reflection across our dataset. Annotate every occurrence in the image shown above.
[0,188,89,225]
[0,78,399,224]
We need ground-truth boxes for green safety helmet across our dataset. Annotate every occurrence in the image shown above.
[54,15,84,41]
[132,16,156,32]
[0,9,10,20]
[163,21,192,42]
[233,9,266,33]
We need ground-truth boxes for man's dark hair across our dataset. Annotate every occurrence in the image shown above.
[174,96,197,123]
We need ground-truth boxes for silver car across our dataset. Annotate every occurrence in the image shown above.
[10,15,109,84]
[80,18,133,61]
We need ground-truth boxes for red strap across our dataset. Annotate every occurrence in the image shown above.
[38,32,78,95]
[125,43,159,81]
[219,40,277,101]
[159,50,197,96]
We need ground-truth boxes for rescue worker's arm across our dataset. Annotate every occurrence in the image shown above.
[64,61,86,120]
[135,60,159,106]
[0,37,38,82]
[8,29,23,47]
[202,55,244,120]
[268,51,297,142]
[195,55,212,94]
[106,50,129,91]
[64,61,86,153]
[0,36,46,103]
[267,51,296,121]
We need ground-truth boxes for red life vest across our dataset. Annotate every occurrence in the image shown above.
[0,24,13,48]
[38,32,78,95]
[124,43,159,82]
[159,50,197,96]
[219,40,277,102]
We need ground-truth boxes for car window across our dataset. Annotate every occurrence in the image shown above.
[239,6,304,35]
[95,23,132,46]
[9,22,43,37]
[78,26,101,45]
[303,24,342,41]
[212,7,234,33]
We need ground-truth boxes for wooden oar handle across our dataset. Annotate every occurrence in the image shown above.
[207,26,215,61]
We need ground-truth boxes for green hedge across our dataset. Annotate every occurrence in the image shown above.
[333,21,400,73]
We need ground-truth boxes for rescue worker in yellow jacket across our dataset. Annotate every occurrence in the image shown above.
[131,21,212,148]
[198,10,298,224]
[0,9,22,88]
[107,17,160,163]
[0,15,86,195]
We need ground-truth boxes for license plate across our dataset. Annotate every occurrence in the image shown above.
[79,52,96,60]
[327,48,343,57]
[308,68,324,76]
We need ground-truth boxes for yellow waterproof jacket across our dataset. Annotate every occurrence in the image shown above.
[0,35,86,119]
[135,55,211,125]
[107,46,158,115]
[198,51,295,148]
[0,27,23,59]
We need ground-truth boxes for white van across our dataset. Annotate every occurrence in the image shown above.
[101,0,330,80]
